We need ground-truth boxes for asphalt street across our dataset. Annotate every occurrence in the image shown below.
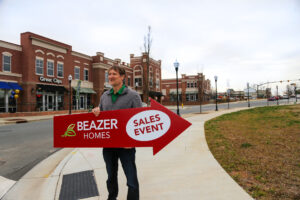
[0,120,59,180]
[0,98,297,181]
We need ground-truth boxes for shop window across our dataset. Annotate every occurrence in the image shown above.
[84,69,88,81]
[58,95,64,110]
[36,58,44,75]
[74,67,80,80]
[47,61,54,76]
[57,63,64,77]
[87,94,91,107]
[0,90,5,112]
[3,55,11,72]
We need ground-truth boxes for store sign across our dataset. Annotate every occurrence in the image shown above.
[53,98,192,155]
[39,76,62,84]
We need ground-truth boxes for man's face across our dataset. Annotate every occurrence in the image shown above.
[108,69,124,87]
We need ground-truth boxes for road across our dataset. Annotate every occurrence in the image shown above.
[0,98,297,181]
[0,120,59,180]
[170,98,297,114]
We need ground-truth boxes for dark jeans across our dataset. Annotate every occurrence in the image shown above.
[103,148,139,200]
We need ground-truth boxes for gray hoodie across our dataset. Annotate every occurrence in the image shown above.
[99,87,142,111]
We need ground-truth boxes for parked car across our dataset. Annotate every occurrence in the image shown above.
[268,96,278,101]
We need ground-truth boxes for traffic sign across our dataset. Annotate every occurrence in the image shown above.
[54,98,192,155]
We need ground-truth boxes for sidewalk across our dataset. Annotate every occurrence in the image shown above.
[2,108,253,200]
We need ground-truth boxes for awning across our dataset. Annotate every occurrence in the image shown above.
[0,81,11,89]
[37,84,67,92]
[73,87,96,94]
[7,82,23,90]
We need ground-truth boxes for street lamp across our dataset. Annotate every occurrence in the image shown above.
[198,76,202,113]
[247,82,250,107]
[227,89,230,109]
[68,75,72,115]
[214,76,218,111]
[174,60,180,116]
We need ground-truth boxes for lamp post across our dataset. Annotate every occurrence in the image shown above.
[227,89,230,109]
[198,76,202,113]
[214,76,218,111]
[247,82,250,107]
[174,60,180,116]
[68,74,72,115]
[276,85,279,105]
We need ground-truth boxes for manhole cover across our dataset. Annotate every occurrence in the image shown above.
[59,170,99,200]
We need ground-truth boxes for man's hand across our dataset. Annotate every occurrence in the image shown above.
[92,107,100,117]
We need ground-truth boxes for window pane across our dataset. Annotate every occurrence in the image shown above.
[3,55,11,72]
[84,69,88,81]
[57,63,63,77]
[36,59,43,74]
[75,68,80,79]
[105,71,109,82]
[47,61,54,76]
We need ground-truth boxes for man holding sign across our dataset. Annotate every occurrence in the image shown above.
[92,66,142,200]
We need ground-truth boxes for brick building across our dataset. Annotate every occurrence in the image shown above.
[162,73,211,105]
[0,32,162,113]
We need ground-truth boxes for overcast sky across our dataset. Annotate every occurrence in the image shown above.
[1,0,299,94]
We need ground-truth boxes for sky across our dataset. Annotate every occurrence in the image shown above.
[0,0,300,94]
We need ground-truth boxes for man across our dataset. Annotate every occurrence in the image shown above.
[92,66,142,200]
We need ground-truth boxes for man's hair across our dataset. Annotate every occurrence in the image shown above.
[108,66,126,77]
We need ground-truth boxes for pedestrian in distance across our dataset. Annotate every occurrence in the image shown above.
[92,65,142,200]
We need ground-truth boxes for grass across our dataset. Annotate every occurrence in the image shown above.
[205,104,300,200]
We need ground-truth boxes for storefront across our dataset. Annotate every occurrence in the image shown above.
[36,84,67,111]
[0,81,23,113]
[72,87,96,110]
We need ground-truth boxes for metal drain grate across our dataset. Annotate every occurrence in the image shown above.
[59,170,99,200]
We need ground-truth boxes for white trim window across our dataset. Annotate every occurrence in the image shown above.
[35,57,44,75]
[74,67,80,80]
[105,71,109,83]
[47,60,54,76]
[57,62,64,77]
[84,68,88,81]
[3,54,11,72]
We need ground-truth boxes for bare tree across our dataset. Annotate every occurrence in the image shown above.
[143,26,152,105]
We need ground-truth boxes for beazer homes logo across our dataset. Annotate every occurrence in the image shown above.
[61,124,77,137]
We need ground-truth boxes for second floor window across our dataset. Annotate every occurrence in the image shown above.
[135,78,142,87]
[3,55,11,72]
[75,67,80,80]
[105,71,109,82]
[47,61,54,76]
[84,69,88,81]
[57,63,64,77]
[36,59,44,75]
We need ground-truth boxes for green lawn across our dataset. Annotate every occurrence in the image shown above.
[205,104,300,200]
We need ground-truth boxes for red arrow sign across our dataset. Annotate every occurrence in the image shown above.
[54,99,192,155]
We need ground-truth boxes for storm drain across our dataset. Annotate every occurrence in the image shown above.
[59,170,99,200]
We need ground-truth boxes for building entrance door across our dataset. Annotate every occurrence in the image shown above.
[47,94,55,111]
[80,95,85,109]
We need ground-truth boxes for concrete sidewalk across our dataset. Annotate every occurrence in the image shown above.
[2,108,253,200]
